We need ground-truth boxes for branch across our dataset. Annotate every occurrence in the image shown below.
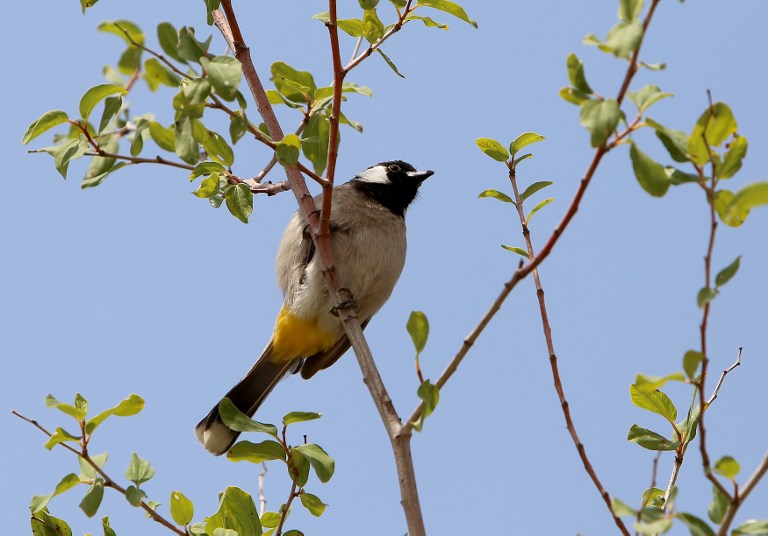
[717,452,768,536]
[12,411,185,535]
[344,1,416,72]
[707,347,742,406]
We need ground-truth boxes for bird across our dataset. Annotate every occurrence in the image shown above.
[195,160,434,455]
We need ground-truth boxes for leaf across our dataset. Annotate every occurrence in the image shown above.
[300,493,327,517]
[204,130,235,167]
[376,48,405,78]
[733,520,768,535]
[125,485,147,507]
[611,497,637,517]
[79,479,105,518]
[39,137,89,179]
[205,487,262,536]
[177,27,212,64]
[677,513,716,536]
[30,508,73,536]
[363,8,385,42]
[627,85,673,112]
[713,455,740,479]
[275,133,301,166]
[404,14,448,29]
[79,84,126,120]
[193,173,221,198]
[510,132,545,156]
[475,138,509,162]
[721,182,768,227]
[715,256,741,287]
[270,61,316,103]
[229,111,248,144]
[125,453,155,486]
[413,380,440,432]
[708,484,729,524]
[148,121,176,152]
[78,452,108,481]
[224,183,254,223]
[520,181,553,202]
[101,517,117,536]
[46,394,87,420]
[98,20,144,46]
[85,394,144,434]
[629,384,677,422]
[688,102,738,165]
[559,86,590,105]
[627,424,679,451]
[619,0,644,22]
[157,22,184,62]
[683,350,703,379]
[144,58,181,91]
[580,99,620,147]
[44,427,81,450]
[697,287,718,308]
[22,110,69,144]
[629,143,671,197]
[30,473,82,513]
[218,398,278,436]
[191,161,227,180]
[97,96,123,134]
[478,189,513,203]
[227,440,286,463]
[566,53,593,95]
[407,311,429,355]
[501,245,529,259]
[720,135,748,179]
[634,372,686,391]
[283,412,322,425]
[260,512,281,528]
[586,20,643,59]
[641,487,666,509]
[646,118,690,163]
[301,112,330,175]
[292,444,335,483]
[417,0,478,28]
[201,55,242,101]
[170,491,194,526]
[526,197,554,223]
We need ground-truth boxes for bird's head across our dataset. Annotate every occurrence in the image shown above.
[352,160,434,217]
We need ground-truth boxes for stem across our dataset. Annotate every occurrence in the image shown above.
[274,481,299,536]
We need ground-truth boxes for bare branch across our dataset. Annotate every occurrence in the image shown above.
[707,347,742,406]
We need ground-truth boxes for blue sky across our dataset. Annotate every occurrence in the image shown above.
[2,1,767,535]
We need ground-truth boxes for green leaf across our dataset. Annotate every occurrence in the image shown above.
[125,485,147,507]
[260,512,281,528]
[586,20,643,59]
[478,189,513,203]
[22,110,69,144]
[580,99,620,147]
[85,393,144,434]
[144,59,181,91]
[270,61,316,103]
[292,444,335,483]
[359,0,380,10]
[227,440,286,463]
[101,516,117,536]
[611,497,637,517]
[170,491,194,526]
[312,13,367,37]
[31,508,73,536]
[520,181,553,202]
[566,53,593,95]
[301,112,330,175]
[282,411,322,426]
[629,384,677,422]
[201,56,242,101]
[501,245,529,259]
[205,487,262,536]
[715,256,741,287]
[526,197,554,223]
[634,372,686,391]
[708,484,729,524]
[288,447,311,487]
[229,111,249,144]
[79,452,108,481]
[646,118,690,163]
[275,133,301,167]
[629,143,671,197]
[177,27,211,64]
[642,487,666,509]
[733,520,768,535]
[175,117,199,165]
[407,311,429,355]
[510,132,545,156]
[79,479,105,518]
[157,22,184,62]
[204,130,235,167]
[688,102,738,165]
[719,134,748,179]
[627,424,679,451]
[79,84,126,121]
[619,0,644,22]
[475,138,509,162]
[30,473,82,513]
[44,427,81,450]
[363,8,385,42]
[218,398,278,436]
[191,161,227,180]
[376,48,405,78]
[721,182,768,227]
[713,455,740,479]
[417,0,478,28]
[148,121,176,152]
[36,138,89,179]
[46,394,87,420]
[677,513,716,536]
[193,173,221,198]
[224,183,254,223]
[97,96,122,134]
[300,493,327,517]
[627,85,673,112]
[404,14,449,29]
[683,350,703,379]
[697,286,718,308]
[559,87,590,105]
[413,379,439,432]
[125,453,155,486]
[98,20,144,45]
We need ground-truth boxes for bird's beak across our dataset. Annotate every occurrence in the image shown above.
[408,170,434,183]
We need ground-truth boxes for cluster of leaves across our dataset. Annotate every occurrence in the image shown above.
[475,132,552,259]
[28,394,334,536]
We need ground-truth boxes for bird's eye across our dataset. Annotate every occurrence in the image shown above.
[388,164,401,173]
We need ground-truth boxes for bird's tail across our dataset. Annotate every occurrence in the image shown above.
[195,341,295,456]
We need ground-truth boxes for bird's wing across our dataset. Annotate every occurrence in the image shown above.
[298,318,370,379]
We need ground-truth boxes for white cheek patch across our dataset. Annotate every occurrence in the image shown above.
[356,166,390,184]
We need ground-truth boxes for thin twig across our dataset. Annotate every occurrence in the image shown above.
[274,481,299,536]
[258,462,268,516]
[707,347,742,406]
[12,410,185,535]
[344,0,416,72]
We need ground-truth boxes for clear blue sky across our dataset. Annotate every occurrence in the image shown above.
[3,1,767,535]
